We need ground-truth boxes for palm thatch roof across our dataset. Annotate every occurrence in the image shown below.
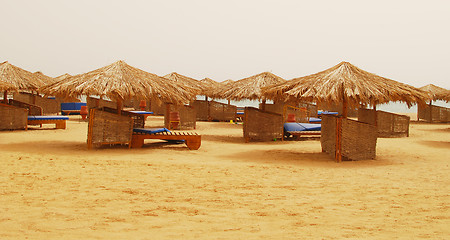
[419,84,450,102]
[54,73,72,81]
[263,62,428,108]
[0,81,15,92]
[34,71,56,87]
[163,72,205,94]
[200,77,221,97]
[0,61,43,92]
[39,60,198,105]
[217,72,286,101]
[221,79,234,86]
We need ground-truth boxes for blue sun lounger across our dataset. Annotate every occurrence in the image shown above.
[309,117,321,123]
[27,116,70,129]
[283,122,321,139]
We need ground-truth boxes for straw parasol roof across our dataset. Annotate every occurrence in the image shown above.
[419,84,450,102]
[40,60,198,105]
[200,77,221,97]
[218,72,286,101]
[54,73,72,81]
[34,71,56,87]
[163,72,205,93]
[0,61,43,92]
[264,62,428,109]
[221,79,234,86]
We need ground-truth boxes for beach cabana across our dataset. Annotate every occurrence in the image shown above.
[40,60,199,148]
[417,84,450,123]
[264,61,427,162]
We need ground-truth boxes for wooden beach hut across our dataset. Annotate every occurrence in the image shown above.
[417,84,450,123]
[40,60,199,148]
[264,61,427,162]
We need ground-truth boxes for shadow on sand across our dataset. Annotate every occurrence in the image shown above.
[418,140,450,149]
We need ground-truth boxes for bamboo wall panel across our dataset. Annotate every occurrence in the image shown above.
[358,109,410,137]
[243,107,283,142]
[164,104,197,130]
[418,104,449,123]
[87,109,133,148]
[9,99,43,116]
[0,103,27,130]
[321,115,377,161]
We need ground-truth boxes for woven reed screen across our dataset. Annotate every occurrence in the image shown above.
[209,101,236,121]
[164,104,197,130]
[243,107,283,142]
[358,109,410,138]
[341,118,377,160]
[0,103,28,130]
[299,102,318,118]
[13,92,61,114]
[321,115,377,161]
[192,100,209,121]
[418,104,450,123]
[284,106,308,123]
[9,99,43,116]
[87,109,133,148]
[123,97,151,111]
[150,96,165,115]
[100,107,145,129]
[320,115,337,155]
[318,102,358,118]
[261,103,284,114]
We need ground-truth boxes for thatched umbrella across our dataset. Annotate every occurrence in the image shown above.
[218,72,286,109]
[264,62,428,117]
[0,61,44,103]
[200,77,221,100]
[419,84,449,102]
[221,79,234,86]
[34,71,56,86]
[55,73,72,81]
[40,61,198,113]
[163,72,205,95]
[418,84,450,121]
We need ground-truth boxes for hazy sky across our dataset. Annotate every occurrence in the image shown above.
[1,0,449,89]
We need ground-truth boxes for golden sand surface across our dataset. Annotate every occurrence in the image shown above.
[0,115,449,239]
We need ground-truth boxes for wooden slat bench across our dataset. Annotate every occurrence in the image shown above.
[131,128,201,150]
[27,116,69,129]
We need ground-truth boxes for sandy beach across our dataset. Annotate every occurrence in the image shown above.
[0,115,449,239]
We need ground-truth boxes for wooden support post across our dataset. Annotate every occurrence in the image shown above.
[116,98,123,115]
[429,101,432,123]
[373,103,377,127]
[3,91,7,104]
[342,97,348,118]
[261,99,266,111]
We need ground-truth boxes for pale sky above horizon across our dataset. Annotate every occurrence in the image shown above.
[1,0,449,89]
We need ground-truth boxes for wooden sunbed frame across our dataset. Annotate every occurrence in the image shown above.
[131,131,201,150]
[27,118,67,129]
[283,130,321,140]
[61,109,81,115]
